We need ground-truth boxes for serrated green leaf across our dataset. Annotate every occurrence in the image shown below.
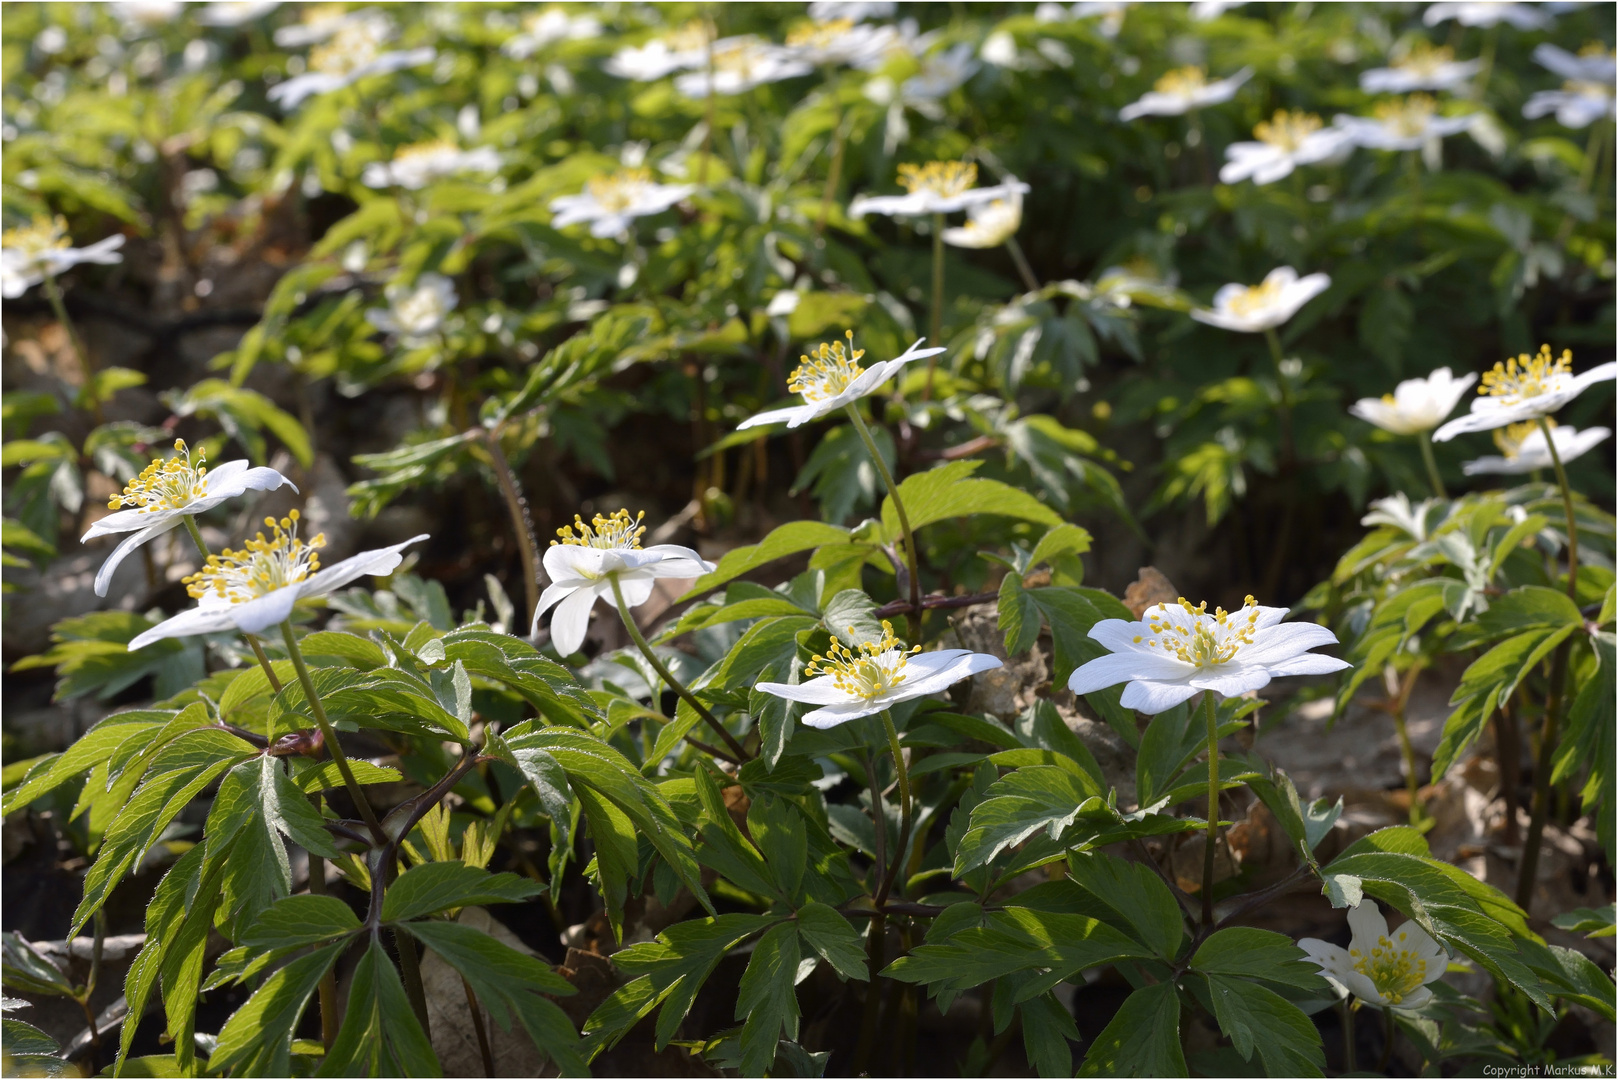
[1076,981,1184,1077]
[381,860,543,923]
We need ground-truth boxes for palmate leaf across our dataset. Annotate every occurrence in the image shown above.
[680,521,854,598]
[320,939,439,1077]
[1189,927,1332,993]
[1065,850,1185,960]
[952,765,1108,876]
[379,860,543,922]
[209,941,347,1076]
[735,923,802,1077]
[885,906,1151,996]
[879,459,1063,544]
[1195,973,1325,1077]
[1076,981,1185,1077]
[10,611,205,703]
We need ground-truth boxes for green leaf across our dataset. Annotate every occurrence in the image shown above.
[880,460,1062,543]
[209,942,346,1075]
[886,907,1150,995]
[679,521,853,599]
[1065,851,1184,960]
[1551,904,1615,939]
[241,895,362,952]
[954,766,1109,876]
[735,923,801,1077]
[795,902,868,982]
[1020,990,1081,1079]
[381,860,544,923]
[820,588,885,648]
[319,938,439,1077]
[1,933,73,997]
[998,573,1041,656]
[1027,523,1093,573]
[1198,973,1325,1076]
[1190,927,1331,992]
[1076,981,1185,1077]
[1434,624,1575,779]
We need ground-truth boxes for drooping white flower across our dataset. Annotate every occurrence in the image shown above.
[737,332,945,431]
[603,22,715,80]
[1360,42,1483,93]
[1434,345,1618,441]
[1299,902,1450,1011]
[1,216,125,299]
[1066,595,1350,714]
[266,15,435,110]
[83,439,297,597]
[128,513,426,648]
[1220,110,1354,185]
[1349,368,1478,435]
[850,160,1029,218]
[1118,66,1253,121]
[1524,78,1615,128]
[501,8,601,59]
[1533,42,1617,83]
[272,4,361,47]
[196,1,280,28]
[548,167,696,240]
[1423,2,1552,29]
[1190,267,1331,333]
[530,510,714,657]
[1462,420,1612,476]
[807,1,897,22]
[365,273,458,344]
[361,139,501,190]
[900,42,980,105]
[782,17,899,68]
[757,620,1002,728]
[673,38,813,97]
[942,181,1024,249]
[1335,94,1478,151]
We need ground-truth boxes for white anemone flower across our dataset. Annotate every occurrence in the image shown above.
[807,1,897,21]
[1533,42,1617,84]
[272,4,361,47]
[1118,66,1253,121]
[530,510,714,656]
[673,39,813,97]
[783,18,899,68]
[113,1,183,33]
[1349,368,1478,435]
[1463,420,1612,476]
[83,439,297,597]
[1,216,125,299]
[128,514,426,649]
[850,160,1029,218]
[942,181,1024,249]
[1423,2,1552,29]
[1434,345,1618,441]
[1072,1,1131,38]
[197,1,280,28]
[501,9,601,59]
[1335,94,1477,151]
[1524,80,1615,128]
[366,273,458,345]
[1360,42,1483,93]
[900,43,980,106]
[266,16,435,110]
[548,167,696,240]
[1299,902,1450,1011]
[361,139,501,190]
[1191,1,1246,19]
[1066,595,1350,714]
[1190,267,1331,333]
[737,332,945,431]
[603,22,715,80]
[1220,110,1354,185]
[757,620,1003,728]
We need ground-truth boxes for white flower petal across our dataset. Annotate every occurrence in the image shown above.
[532,581,577,628]
[297,534,427,599]
[756,676,854,705]
[94,521,177,597]
[128,602,242,650]
[1262,653,1353,678]
[801,699,887,728]
[548,582,599,655]
[221,585,303,635]
[1348,900,1391,944]
[879,649,1003,702]
[1118,679,1202,714]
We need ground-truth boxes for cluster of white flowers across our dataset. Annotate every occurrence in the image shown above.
[266,13,434,110]
[1,215,124,299]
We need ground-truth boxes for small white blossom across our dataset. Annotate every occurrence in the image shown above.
[1220,110,1354,185]
[548,167,695,239]
[1349,368,1478,435]
[851,160,1029,218]
[366,273,458,344]
[1,215,125,299]
[757,620,1002,728]
[1524,69,1615,129]
[129,515,426,647]
[1533,42,1617,83]
[361,139,501,190]
[1463,420,1611,476]
[266,15,435,110]
[1360,42,1482,93]
[530,510,714,657]
[783,18,900,69]
[1300,902,1450,1011]
[1434,345,1618,441]
[272,4,362,47]
[673,39,812,97]
[942,181,1024,249]
[1191,267,1331,334]
[196,1,280,27]
[603,22,716,80]
[1334,94,1477,152]
[83,439,297,597]
[1072,1,1131,38]
[900,43,979,106]
[737,332,945,431]
[112,1,183,33]
[1423,2,1552,29]
[1066,595,1349,714]
[1190,1,1246,19]
[1118,66,1252,121]
[502,8,601,59]
[807,1,896,22]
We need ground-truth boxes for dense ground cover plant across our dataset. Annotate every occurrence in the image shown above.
[1,1,1613,1077]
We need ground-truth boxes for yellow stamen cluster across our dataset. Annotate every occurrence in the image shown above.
[184,510,324,604]
[787,18,854,48]
[665,19,713,53]
[1373,93,1437,137]
[805,621,922,700]
[1494,418,1551,458]
[2,214,72,261]
[310,17,386,75]
[788,330,866,403]
[586,168,654,213]
[1480,344,1572,403]
[109,439,208,513]
[552,509,646,550]
[1154,66,1209,96]
[1137,596,1261,668]
[1253,109,1322,151]
[1348,930,1430,1005]
[1227,278,1285,318]
[394,138,455,163]
[898,160,978,200]
[1394,40,1455,75]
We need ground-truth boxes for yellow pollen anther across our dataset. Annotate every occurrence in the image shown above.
[1479,344,1573,403]
[1394,40,1455,76]
[804,619,922,700]
[182,514,324,604]
[586,168,655,213]
[1227,277,1286,318]
[1351,935,1429,1005]
[108,439,210,514]
[787,330,866,403]
[1146,595,1263,669]
[1493,418,1550,459]
[897,160,978,199]
[552,508,646,550]
[1253,109,1322,151]
[1153,65,1208,96]
[1372,93,1438,136]
[2,214,73,261]
[309,16,387,75]
[787,17,854,48]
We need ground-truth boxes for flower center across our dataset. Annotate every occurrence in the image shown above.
[184,510,325,604]
[788,330,866,403]
[1154,66,1208,97]
[1564,78,1612,98]
[393,285,451,333]
[1140,596,1261,668]
[787,18,854,48]
[3,214,72,263]
[665,20,713,53]
[109,439,209,513]
[1480,344,1572,403]
[806,620,922,700]
[898,160,978,200]
[1395,41,1454,77]
[586,168,656,213]
[310,19,386,75]
[1494,418,1550,459]
[1348,932,1429,1005]
[1253,109,1322,151]
[395,138,457,165]
[1226,279,1285,317]
[552,508,646,550]
[1373,93,1437,137]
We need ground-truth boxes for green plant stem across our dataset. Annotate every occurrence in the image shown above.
[394,927,432,1039]
[1516,639,1569,913]
[1200,690,1221,928]
[1005,237,1041,293]
[463,975,496,1076]
[42,274,102,423]
[1537,416,1580,600]
[865,750,888,900]
[1417,431,1447,500]
[180,514,210,560]
[484,425,542,624]
[607,574,748,760]
[926,211,945,399]
[1392,705,1423,826]
[816,101,850,235]
[279,620,387,844]
[875,710,912,907]
[844,405,922,617]
[1340,1000,1356,1074]
[306,803,339,1052]
[1379,1005,1396,1072]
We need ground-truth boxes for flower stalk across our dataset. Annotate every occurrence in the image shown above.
[875,710,912,907]
[1417,431,1447,499]
[844,404,922,616]
[484,425,542,622]
[1201,689,1220,927]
